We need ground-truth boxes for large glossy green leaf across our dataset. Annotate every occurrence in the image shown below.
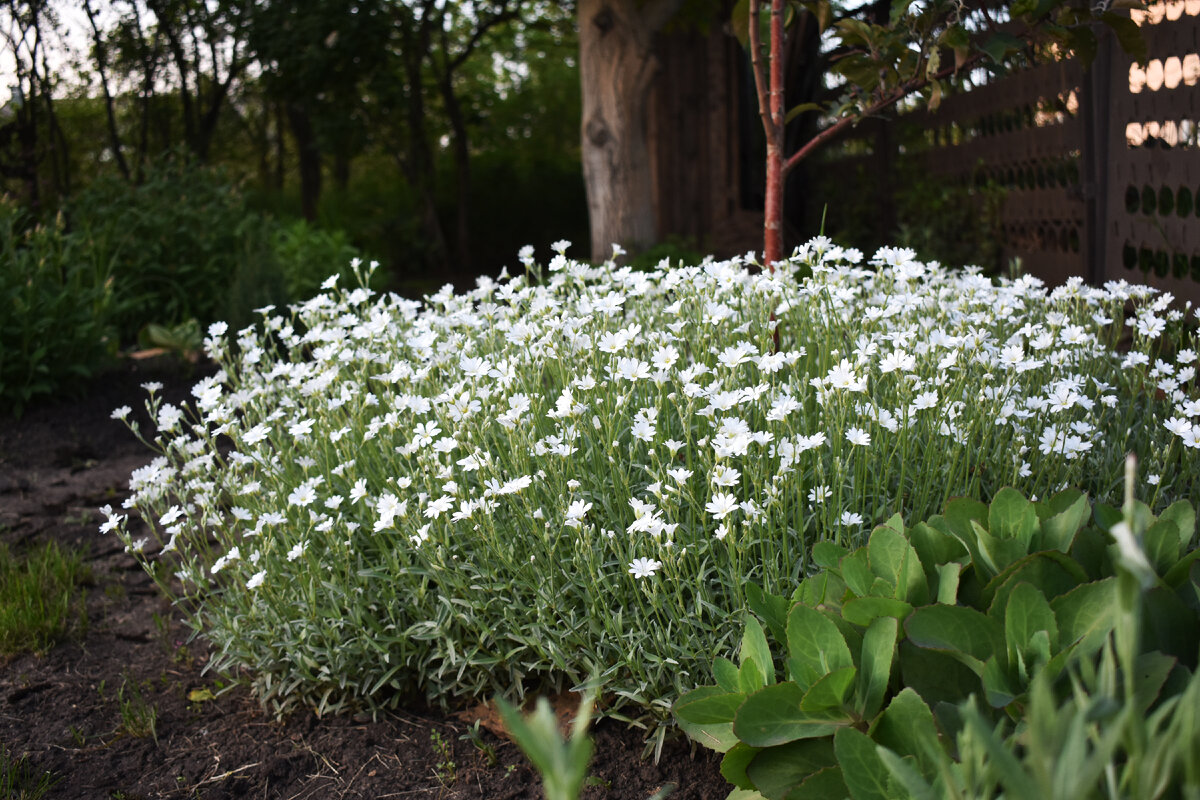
[984,549,1090,611]
[982,655,1020,707]
[907,520,966,577]
[1051,578,1117,649]
[794,570,847,608]
[735,683,855,747]
[871,688,942,778]
[747,583,790,645]
[875,747,938,800]
[841,549,875,598]
[1143,587,1200,662]
[868,527,928,604]
[1035,489,1089,553]
[784,766,848,800]
[801,666,858,712]
[989,487,1039,548]
[674,685,746,725]
[741,616,774,690]
[813,540,849,570]
[1160,500,1196,549]
[834,727,905,800]
[1004,582,1058,666]
[856,616,899,720]
[721,742,761,790]
[935,563,961,604]
[905,605,1002,675]
[715,656,742,693]
[897,646,973,707]
[1144,517,1183,577]
[787,605,854,692]
[746,738,837,800]
[841,597,913,628]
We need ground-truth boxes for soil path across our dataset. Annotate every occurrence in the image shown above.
[0,357,725,799]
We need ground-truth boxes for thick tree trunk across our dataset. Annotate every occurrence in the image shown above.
[287,103,321,222]
[439,75,472,271]
[577,0,683,262]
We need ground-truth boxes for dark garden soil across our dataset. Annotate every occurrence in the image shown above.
[0,357,727,800]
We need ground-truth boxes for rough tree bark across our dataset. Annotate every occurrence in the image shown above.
[577,0,684,262]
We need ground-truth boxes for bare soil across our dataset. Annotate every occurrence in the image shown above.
[0,357,727,799]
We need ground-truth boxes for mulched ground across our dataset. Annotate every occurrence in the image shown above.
[0,356,727,799]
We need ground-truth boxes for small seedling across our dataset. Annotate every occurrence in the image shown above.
[459,720,499,767]
[429,729,456,787]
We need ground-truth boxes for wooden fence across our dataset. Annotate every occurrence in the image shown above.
[825,0,1200,302]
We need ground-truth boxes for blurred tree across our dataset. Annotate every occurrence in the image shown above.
[0,0,71,208]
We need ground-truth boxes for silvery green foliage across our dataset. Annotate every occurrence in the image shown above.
[105,239,1199,724]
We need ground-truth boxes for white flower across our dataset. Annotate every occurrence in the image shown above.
[247,570,266,590]
[287,540,308,561]
[424,495,455,519]
[824,359,867,392]
[845,427,871,447]
[910,390,938,412]
[111,405,132,421]
[159,505,185,526]
[565,499,592,528]
[628,557,662,579]
[808,485,831,504]
[710,464,740,488]
[1165,417,1194,438]
[666,467,693,484]
[288,484,317,507]
[705,492,739,520]
[841,511,864,527]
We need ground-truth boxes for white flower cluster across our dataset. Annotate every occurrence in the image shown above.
[105,238,1200,718]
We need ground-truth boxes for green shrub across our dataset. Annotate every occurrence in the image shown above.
[270,218,367,302]
[0,197,116,416]
[674,479,1200,798]
[106,242,1200,733]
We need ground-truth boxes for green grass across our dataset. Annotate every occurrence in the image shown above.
[0,541,91,658]
[0,744,59,800]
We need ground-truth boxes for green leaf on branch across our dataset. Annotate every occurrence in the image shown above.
[784,102,823,125]
[730,0,751,48]
[1101,11,1147,65]
[980,32,1027,64]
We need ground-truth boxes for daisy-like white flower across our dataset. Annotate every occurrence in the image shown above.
[424,495,455,519]
[1165,417,1194,438]
[710,464,740,488]
[565,499,592,528]
[824,359,867,392]
[808,485,831,504]
[159,505,185,526]
[111,405,132,421]
[288,484,317,507]
[845,427,871,446]
[287,540,308,561]
[247,570,266,590]
[666,467,693,484]
[910,390,938,412]
[628,557,662,579]
[706,492,738,520]
[841,511,864,526]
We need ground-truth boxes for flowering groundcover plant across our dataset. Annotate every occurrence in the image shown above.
[104,240,1200,731]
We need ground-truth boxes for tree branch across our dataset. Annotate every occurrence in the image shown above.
[748,0,776,141]
[781,49,988,176]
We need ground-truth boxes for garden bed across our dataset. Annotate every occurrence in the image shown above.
[0,356,725,799]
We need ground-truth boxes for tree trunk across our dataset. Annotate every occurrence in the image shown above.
[287,103,321,221]
[577,0,683,261]
[438,74,472,271]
